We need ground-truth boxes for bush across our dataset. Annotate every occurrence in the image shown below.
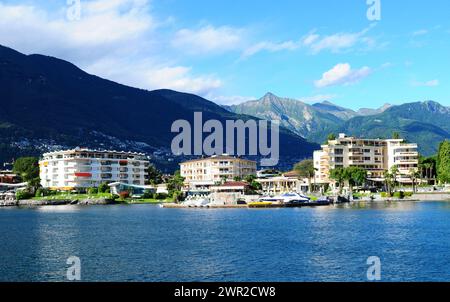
[88,187,98,195]
[380,192,391,198]
[98,183,110,193]
[119,191,130,200]
[155,193,168,200]
[142,190,153,199]
[16,190,33,200]
[35,188,50,197]
[393,191,405,199]
[172,191,184,203]
[404,192,413,197]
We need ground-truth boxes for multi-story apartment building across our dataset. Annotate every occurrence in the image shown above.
[39,148,150,190]
[180,155,257,192]
[314,133,419,185]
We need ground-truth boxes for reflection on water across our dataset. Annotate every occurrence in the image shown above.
[35,205,83,213]
[339,200,418,211]
[1,202,450,281]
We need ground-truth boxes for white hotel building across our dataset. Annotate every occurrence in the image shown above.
[314,133,419,185]
[39,148,150,190]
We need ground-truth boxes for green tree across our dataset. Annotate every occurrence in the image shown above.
[390,165,399,191]
[233,176,242,182]
[243,174,261,193]
[294,159,315,192]
[98,182,110,193]
[330,168,345,194]
[392,132,401,139]
[147,165,163,185]
[325,133,336,144]
[167,170,185,198]
[244,174,257,183]
[419,155,437,182]
[346,167,368,190]
[437,140,450,184]
[409,168,421,193]
[383,170,394,196]
[13,157,40,189]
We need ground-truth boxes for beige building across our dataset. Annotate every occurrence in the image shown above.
[180,155,257,192]
[314,133,419,185]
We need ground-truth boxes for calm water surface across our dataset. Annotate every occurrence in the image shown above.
[1,201,450,281]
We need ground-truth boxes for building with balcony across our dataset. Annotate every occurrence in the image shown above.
[39,148,150,190]
[180,155,257,192]
[313,133,419,186]
[256,172,309,195]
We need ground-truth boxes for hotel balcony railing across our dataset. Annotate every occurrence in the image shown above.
[396,152,419,156]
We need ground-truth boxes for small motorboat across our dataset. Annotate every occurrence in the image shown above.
[259,192,310,207]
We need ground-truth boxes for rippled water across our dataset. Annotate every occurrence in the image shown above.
[1,201,450,281]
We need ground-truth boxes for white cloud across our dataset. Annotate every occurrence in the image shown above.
[0,1,223,97]
[242,40,301,57]
[172,25,243,55]
[308,27,374,54]
[412,29,429,36]
[242,26,376,57]
[314,63,372,88]
[411,79,440,87]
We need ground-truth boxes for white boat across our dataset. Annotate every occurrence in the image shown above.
[182,196,211,207]
[259,192,310,204]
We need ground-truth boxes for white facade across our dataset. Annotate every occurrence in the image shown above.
[314,133,419,184]
[180,155,257,192]
[39,148,150,190]
[256,176,309,195]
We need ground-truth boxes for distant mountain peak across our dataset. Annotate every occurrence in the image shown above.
[319,100,336,106]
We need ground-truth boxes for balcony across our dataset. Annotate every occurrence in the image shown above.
[396,152,419,157]
[74,172,92,178]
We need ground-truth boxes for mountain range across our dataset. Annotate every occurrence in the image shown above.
[0,45,318,172]
[0,44,448,173]
[227,93,449,155]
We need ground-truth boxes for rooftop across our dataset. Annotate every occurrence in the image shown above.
[42,147,147,157]
[180,154,256,164]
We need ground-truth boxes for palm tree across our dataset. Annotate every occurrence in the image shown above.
[409,168,421,193]
[390,165,399,192]
[383,170,394,196]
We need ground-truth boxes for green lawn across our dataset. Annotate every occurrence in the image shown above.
[32,193,173,204]
[33,193,114,201]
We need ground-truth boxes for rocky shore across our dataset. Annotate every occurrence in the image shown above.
[1,198,118,207]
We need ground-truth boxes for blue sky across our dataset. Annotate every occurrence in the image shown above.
[0,0,449,109]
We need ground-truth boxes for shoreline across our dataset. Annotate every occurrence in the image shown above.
[1,193,449,208]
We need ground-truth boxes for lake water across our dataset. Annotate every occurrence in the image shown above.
[1,201,450,282]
